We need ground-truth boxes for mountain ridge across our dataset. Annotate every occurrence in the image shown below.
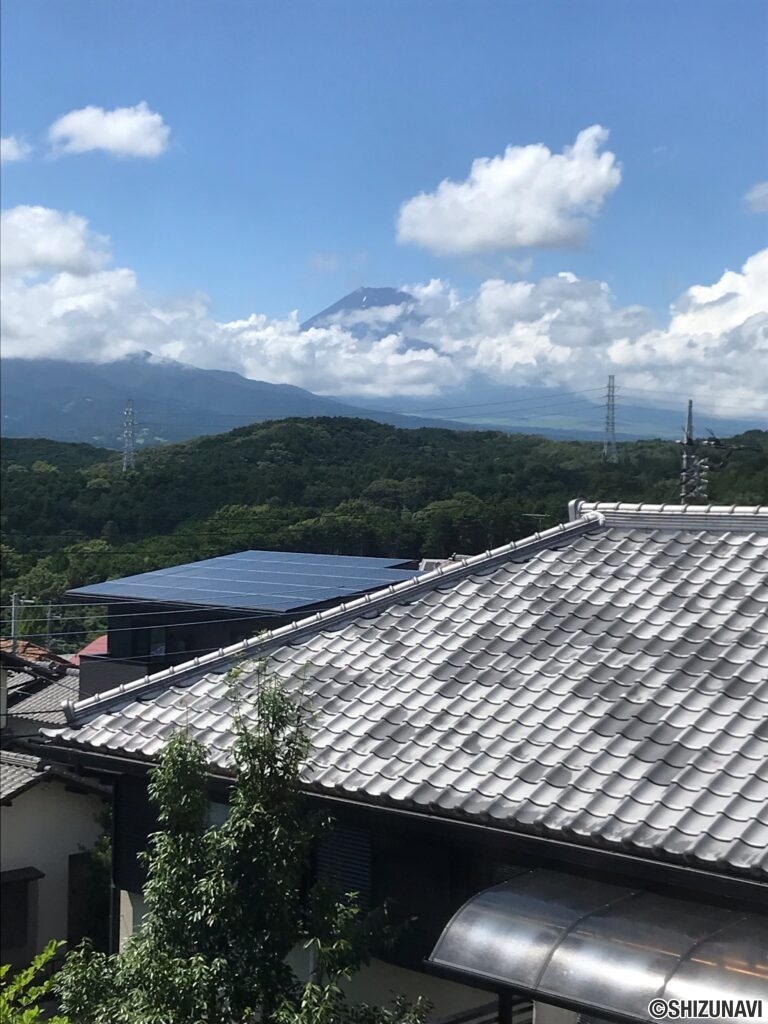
[0,353,484,447]
[2,287,762,447]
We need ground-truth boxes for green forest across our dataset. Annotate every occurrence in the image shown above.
[2,417,767,648]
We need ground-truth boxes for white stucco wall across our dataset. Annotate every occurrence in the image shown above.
[118,889,146,949]
[534,1003,578,1024]
[1,779,106,953]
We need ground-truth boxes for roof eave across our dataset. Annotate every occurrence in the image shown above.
[27,736,768,897]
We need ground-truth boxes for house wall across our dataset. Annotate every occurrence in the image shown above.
[533,1005,578,1024]
[118,888,492,1018]
[0,780,105,960]
[3,714,52,738]
[0,664,7,730]
[80,603,293,697]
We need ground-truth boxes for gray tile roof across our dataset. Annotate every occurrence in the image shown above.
[0,750,44,802]
[46,503,768,880]
[8,671,79,726]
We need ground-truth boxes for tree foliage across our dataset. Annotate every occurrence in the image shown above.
[55,676,428,1024]
[0,941,70,1024]
[2,418,766,647]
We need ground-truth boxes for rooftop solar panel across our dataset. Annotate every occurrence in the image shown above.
[68,549,422,612]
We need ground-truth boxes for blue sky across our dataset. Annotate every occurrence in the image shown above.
[1,0,766,417]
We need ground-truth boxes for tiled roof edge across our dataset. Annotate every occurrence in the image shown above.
[571,499,768,529]
[63,511,605,725]
[0,749,110,801]
[0,750,40,769]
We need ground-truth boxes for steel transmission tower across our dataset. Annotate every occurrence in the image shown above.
[679,399,709,502]
[601,375,619,463]
[122,398,137,472]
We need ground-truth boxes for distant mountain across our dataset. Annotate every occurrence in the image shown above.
[316,289,762,441]
[301,286,413,331]
[0,352,480,447]
[3,287,761,447]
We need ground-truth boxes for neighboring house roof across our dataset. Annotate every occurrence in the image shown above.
[4,651,79,728]
[67,550,422,613]
[0,747,109,803]
[45,503,768,880]
[70,634,109,665]
[8,670,79,726]
[0,750,44,802]
[0,639,72,670]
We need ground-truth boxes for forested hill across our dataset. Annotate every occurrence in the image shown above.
[2,418,767,633]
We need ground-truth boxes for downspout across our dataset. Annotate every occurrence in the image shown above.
[0,664,7,732]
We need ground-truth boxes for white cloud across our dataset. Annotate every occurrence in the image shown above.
[2,204,765,418]
[310,252,341,273]
[48,102,170,158]
[0,206,110,275]
[1,135,31,163]
[608,250,768,405]
[745,181,768,214]
[396,125,621,255]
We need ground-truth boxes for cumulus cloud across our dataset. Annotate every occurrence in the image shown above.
[397,126,621,255]
[1,205,110,275]
[608,250,768,405]
[48,101,170,158]
[1,204,765,417]
[745,181,768,214]
[1,135,31,163]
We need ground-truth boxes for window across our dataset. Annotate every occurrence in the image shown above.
[0,867,42,958]
[148,626,166,657]
[316,824,371,910]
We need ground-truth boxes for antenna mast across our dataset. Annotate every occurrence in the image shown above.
[601,374,618,463]
[122,398,136,473]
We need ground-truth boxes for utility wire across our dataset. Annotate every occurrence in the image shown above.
[373,386,607,416]
[3,637,290,668]
[1,604,348,640]
[130,386,609,422]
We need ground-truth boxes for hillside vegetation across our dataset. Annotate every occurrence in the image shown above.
[2,418,766,645]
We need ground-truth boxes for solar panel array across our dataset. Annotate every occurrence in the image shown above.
[68,550,421,613]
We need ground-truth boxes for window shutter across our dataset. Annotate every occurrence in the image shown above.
[316,824,371,910]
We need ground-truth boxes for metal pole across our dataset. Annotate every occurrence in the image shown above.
[680,399,694,503]
[11,592,19,654]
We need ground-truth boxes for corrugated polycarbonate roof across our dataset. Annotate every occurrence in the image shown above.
[428,869,768,1017]
[49,505,768,879]
[68,550,420,612]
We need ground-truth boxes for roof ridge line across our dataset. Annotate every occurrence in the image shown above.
[63,511,605,725]
[573,500,768,517]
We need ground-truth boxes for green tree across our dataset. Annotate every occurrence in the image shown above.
[0,940,70,1024]
[55,676,428,1024]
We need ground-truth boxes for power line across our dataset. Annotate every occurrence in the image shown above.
[1,588,414,620]
[5,638,265,674]
[1,601,364,640]
[375,386,607,417]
